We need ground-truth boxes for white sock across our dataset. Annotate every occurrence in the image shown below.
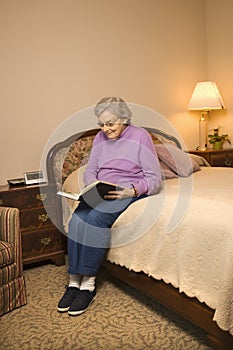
[68,274,82,289]
[80,275,96,292]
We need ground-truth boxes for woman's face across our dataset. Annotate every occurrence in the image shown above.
[98,110,127,139]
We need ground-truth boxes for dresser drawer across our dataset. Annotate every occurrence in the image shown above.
[189,148,233,167]
[0,185,56,209]
[0,183,65,266]
[210,153,233,167]
[22,228,63,260]
[20,207,57,232]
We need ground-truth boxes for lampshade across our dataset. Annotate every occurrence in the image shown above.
[188,81,225,111]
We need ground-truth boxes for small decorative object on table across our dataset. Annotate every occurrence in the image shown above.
[208,126,231,150]
[24,170,46,185]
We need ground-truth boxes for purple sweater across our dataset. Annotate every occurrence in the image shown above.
[84,125,161,196]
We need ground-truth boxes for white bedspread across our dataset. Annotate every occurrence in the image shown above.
[107,167,233,335]
[62,166,233,334]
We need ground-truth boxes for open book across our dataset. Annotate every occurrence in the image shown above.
[57,180,124,203]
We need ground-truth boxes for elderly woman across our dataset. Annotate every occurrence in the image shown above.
[57,97,161,316]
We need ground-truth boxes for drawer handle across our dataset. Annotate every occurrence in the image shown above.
[224,159,232,167]
[36,193,47,201]
[0,199,3,205]
[41,237,52,246]
[38,214,49,223]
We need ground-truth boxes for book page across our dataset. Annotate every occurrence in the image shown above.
[57,191,80,201]
[57,181,124,202]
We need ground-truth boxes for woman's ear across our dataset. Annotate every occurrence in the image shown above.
[122,118,130,125]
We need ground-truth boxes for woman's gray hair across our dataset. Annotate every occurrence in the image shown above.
[94,97,132,123]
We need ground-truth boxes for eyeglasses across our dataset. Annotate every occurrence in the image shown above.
[97,116,119,128]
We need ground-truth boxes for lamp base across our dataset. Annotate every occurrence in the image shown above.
[199,112,207,151]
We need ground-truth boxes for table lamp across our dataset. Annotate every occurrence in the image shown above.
[188,81,225,150]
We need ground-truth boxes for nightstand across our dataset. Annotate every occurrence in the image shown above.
[189,148,233,167]
[0,183,65,266]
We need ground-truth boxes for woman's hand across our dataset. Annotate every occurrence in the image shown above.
[104,187,135,200]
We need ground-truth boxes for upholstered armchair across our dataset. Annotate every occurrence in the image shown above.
[0,206,27,316]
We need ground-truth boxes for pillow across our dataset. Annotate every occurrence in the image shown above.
[159,161,178,180]
[189,153,210,167]
[149,131,180,148]
[155,143,200,177]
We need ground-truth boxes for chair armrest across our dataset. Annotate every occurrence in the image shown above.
[0,207,20,244]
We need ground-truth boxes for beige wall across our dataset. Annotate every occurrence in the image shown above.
[0,0,210,184]
[205,0,233,137]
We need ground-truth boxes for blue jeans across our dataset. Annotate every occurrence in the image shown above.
[68,195,147,276]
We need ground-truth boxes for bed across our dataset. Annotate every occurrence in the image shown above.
[46,127,233,350]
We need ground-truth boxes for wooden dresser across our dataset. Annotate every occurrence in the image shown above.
[0,183,65,266]
[189,148,233,167]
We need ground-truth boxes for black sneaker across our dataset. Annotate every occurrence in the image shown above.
[68,289,97,316]
[57,286,80,312]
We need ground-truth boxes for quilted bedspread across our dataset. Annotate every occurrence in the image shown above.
[62,166,233,335]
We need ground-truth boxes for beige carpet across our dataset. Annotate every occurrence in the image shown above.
[1,260,212,350]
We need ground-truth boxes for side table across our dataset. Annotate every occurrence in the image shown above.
[189,148,233,167]
[0,183,65,266]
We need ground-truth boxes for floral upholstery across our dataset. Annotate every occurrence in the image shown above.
[62,136,94,183]
[0,207,27,316]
